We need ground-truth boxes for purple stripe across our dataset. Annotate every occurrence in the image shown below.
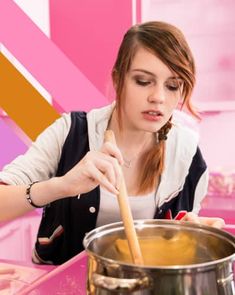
[0,118,27,169]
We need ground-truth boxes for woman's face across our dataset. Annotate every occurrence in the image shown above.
[119,47,183,133]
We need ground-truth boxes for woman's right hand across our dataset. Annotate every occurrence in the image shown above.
[58,141,124,197]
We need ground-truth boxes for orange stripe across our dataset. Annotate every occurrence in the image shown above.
[0,53,60,141]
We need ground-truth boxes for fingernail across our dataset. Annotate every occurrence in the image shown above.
[175,211,187,220]
[115,182,120,190]
[214,221,224,229]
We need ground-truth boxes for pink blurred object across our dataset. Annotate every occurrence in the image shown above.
[172,109,199,133]
[0,210,42,262]
[208,171,235,198]
[18,251,87,295]
[200,194,235,236]
[0,262,48,294]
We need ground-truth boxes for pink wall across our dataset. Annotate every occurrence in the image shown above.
[141,0,235,104]
[142,0,235,170]
[199,111,235,171]
[50,0,132,99]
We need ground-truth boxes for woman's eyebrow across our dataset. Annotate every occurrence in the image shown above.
[131,69,156,76]
[131,69,181,80]
[168,77,183,82]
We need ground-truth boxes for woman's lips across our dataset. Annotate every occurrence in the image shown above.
[142,110,163,122]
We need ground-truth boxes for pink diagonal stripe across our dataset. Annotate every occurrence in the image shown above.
[0,0,107,113]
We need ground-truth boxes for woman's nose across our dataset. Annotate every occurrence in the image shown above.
[147,85,165,104]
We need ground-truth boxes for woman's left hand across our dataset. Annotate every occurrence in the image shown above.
[181,212,225,229]
[0,268,18,291]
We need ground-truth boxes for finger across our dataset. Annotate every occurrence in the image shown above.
[198,217,225,229]
[0,268,15,275]
[0,279,11,290]
[87,163,119,195]
[93,152,122,189]
[213,219,225,229]
[82,152,120,190]
[93,157,117,188]
[101,142,124,166]
[107,156,122,190]
[0,274,19,280]
[181,212,200,224]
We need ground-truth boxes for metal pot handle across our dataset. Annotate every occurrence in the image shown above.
[92,273,150,292]
[217,273,234,286]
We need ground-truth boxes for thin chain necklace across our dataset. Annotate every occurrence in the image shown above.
[121,137,153,169]
[107,111,154,168]
[123,158,132,169]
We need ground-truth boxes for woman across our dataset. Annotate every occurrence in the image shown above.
[0,21,224,264]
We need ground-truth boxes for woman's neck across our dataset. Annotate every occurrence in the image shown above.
[108,108,156,195]
[108,109,155,158]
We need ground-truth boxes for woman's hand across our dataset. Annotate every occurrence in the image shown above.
[182,212,225,229]
[0,268,18,291]
[58,141,124,197]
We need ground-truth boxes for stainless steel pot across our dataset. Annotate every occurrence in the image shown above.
[83,220,235,295]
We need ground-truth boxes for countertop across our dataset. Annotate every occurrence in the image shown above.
[0,251,87,295]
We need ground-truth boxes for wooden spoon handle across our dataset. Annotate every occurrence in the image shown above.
[104,130,144,265]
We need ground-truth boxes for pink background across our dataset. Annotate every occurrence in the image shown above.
[50,0,132,97]
[0,4,234,294]
[141,0,235,171]
[1,0,235,170]
[0,0,132,167]
[0,1,234,278]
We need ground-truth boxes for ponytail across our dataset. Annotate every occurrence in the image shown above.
[137,120,172,194]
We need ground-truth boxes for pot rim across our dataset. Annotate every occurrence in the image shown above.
[83,219,235,271]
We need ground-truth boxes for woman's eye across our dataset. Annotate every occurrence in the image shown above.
[166,79,183,91]
[136,79,151,86]
[166,84,179,91]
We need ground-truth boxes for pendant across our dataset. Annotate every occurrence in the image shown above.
[123,159,132,168]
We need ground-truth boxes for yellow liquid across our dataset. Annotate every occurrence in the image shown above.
[103,232,197,266]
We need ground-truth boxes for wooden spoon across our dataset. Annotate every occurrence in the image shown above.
[104,130,144,265]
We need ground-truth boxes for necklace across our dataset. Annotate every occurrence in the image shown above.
[121,137,153,169]
[123,158,132,169]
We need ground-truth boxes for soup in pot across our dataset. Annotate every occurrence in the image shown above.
[103,231,222,266]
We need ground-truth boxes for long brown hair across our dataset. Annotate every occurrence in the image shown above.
[112,21,197,194]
